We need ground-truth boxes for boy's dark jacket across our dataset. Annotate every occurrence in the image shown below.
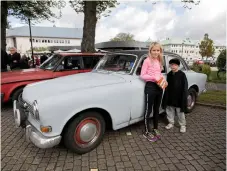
[162,70,188,112]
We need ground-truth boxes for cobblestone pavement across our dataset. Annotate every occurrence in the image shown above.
[1,104,226,171]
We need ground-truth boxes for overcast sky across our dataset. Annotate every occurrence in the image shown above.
[8,0,227,45]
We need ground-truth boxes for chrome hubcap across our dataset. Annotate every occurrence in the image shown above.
[187,94,195,109]
[79,123,97,142]
[74,118,101,148]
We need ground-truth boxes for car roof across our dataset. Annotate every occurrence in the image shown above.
[110,50,182,57]
[56,52,105,57]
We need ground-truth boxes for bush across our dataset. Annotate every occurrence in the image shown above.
[191,63,202,72]
[202,64,211,78]
[217,49,226,70]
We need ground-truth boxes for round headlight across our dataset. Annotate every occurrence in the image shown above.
[32,100,40,120]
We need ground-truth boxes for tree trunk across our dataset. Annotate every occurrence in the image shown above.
[1,1,8,51]
[81,1,97,53]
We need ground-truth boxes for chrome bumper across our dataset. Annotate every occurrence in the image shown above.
[26,125,61,149]
[13,100,62,149]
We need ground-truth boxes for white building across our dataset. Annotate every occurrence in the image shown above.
[160,38,226,62]
[6,26,83,54]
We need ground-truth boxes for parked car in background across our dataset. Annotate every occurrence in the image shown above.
[13,50,207,154]
[1,53,104,103]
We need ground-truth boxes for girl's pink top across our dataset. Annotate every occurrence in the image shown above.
[140,57,163,82]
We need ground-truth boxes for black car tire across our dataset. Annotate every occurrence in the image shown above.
[63,111,105,154]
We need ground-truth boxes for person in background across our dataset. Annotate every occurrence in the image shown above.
[20,54,30,69]
[9,47,21,70]
[1,48,10,72]
[40,53,48,64]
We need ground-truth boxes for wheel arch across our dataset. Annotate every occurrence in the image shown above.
[189,84,199,96]
[61,107,113,136]
[10,85,26,99]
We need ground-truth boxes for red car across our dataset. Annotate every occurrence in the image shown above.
[1,52,104,103]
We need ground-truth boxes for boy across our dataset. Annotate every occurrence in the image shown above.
[162,58,188,133]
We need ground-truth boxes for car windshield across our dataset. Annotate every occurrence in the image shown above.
[39,54,62,70]
[94,53,137,74]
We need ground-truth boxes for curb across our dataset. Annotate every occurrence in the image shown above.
[196,102,226,110]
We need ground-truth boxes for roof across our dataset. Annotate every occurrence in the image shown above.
[160,38,200,46]
[160,38,226,47]
[6,26,83,39]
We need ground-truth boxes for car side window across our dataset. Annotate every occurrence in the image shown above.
[167,56,186,71]
[83,56,93,69]
[136,56,166,76]
[61,56,82,70]
[82,55,103,69]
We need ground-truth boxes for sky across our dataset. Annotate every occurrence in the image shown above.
[8,0,227,45]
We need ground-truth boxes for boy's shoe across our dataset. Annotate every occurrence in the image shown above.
[165,123,174,130]
[180,126,186,133]
[143,132,157,142]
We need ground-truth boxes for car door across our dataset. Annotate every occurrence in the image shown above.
[53,56,83,78]
[129,55,167,122]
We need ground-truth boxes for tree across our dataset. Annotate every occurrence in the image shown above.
[110,33,135,41]
[199,33,215,60]
[217,49,226,70]
[69,0,119,52]
[1,1,66,51]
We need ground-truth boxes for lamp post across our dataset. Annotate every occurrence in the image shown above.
[28,18,35,68]
[181,43,184,57]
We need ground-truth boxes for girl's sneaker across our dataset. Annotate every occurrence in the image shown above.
[143,132,157,142]
[153,129,161,139]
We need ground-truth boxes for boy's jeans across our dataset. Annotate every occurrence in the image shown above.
[166,106,186,126]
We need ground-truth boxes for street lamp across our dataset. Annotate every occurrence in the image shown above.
[181,43,184,57]
[28,18,35,68]
[181,40,186,58]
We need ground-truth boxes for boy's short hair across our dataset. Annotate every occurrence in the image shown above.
[169,58,180,66]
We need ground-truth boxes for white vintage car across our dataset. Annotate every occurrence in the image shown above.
[13,50,207,154]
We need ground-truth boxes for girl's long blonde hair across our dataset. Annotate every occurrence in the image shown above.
[148,42,163,65]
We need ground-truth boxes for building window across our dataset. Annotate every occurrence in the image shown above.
[50,40,53,43]
[36,39,38,43]
[48,40,50,43]
[42,40,44,43]
[68,40,70,44]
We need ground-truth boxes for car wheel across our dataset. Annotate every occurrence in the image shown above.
[186,88,197,113]
[12,87,24,102]
[63,111,105,154]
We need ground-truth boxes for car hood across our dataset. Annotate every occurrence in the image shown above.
[23,71,126,103]
[1,68,53,84]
